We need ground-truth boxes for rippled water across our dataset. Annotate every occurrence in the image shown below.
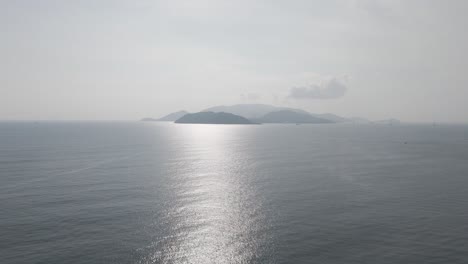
[1,122,468,263]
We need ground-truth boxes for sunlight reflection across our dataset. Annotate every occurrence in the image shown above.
[151,124,267,263]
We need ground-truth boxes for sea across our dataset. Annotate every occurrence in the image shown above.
[1,121,468,264]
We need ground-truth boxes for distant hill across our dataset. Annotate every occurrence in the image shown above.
[141,111,189,122]
[313,113,348,123]
[143,104,371,124]
[175,112,255,124]
[158,110,189,121]
[257,110,333,124]
[203,104,309,119]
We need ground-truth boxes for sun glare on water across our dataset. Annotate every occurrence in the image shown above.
[148,124,269,263]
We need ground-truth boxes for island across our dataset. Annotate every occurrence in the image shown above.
[256,110,332,124]
[174,112,255,124]
[157,110,189,121]
[202,104,309,119]
[142,104,376,125]
[141,110,189,122]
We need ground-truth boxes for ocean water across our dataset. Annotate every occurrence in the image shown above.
[1,122,468,264]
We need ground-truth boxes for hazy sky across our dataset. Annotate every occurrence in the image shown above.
[1,0,468,122]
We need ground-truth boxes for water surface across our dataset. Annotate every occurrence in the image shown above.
[1,122,468,263]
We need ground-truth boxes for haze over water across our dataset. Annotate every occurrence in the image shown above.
[2,122,468,263]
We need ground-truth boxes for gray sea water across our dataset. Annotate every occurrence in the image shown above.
[1,122,468,264]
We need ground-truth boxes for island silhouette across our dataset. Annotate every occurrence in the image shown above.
[175,112,255,124]
[141,104,399,125]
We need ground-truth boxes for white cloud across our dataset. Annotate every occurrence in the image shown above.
[240,93,261,102]
[288,78,347,100]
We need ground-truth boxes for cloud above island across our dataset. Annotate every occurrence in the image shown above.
[240,93,262,102]
[287,78,347,100]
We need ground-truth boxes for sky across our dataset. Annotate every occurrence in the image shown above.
[1,0,468,122]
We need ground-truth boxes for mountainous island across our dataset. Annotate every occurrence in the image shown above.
[175,112,254,124]
[141,110,188,122]
[141,104,398,125]
[202,104,309,119]
[255,110,332,124]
